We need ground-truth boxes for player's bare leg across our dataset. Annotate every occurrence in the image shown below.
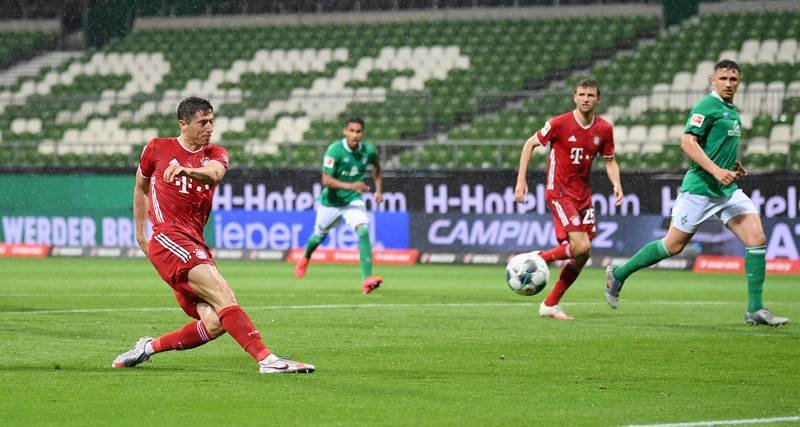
[188,264,315,373]
[356,224,382,294]
[540,232,589,320]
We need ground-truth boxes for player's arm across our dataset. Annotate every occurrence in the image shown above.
[603,156,624,206]
[322,172,370,193]
[680,133,738,185]
[515,135,539,203]
[163,160,227,185]
[133,173,151,255]
[371,158,383,204]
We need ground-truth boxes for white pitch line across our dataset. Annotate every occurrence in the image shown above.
[0,302,531,316]
[625,415,800,427]
[0,300,758,316]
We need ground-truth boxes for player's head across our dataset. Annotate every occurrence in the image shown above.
[711,59,741,103]
[177,97,214,145]
[343,117,365,147]
[573,79,600,115]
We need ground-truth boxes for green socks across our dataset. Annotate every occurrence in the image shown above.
[303,234,324,259]
[357,226,372,280]
[745,246,766,313]
[613,239,671,282]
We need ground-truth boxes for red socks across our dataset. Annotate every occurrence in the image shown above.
[218,305,271,362]
[152,320,212,352]
[539,243,571,263]
[543,259,583,307]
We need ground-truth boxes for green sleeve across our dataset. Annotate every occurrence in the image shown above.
[684,102,716,140]
[369,145,380,166]
[322,145,336,174]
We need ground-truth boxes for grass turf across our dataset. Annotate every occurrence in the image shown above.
[0,258,798,426]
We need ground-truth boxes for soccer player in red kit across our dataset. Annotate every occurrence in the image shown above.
[112,97,314,374]
[514,79,624,320]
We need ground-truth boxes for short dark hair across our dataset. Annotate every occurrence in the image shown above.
[715,59,740,73]
[177,97,213,122]
[344,117,365,128]
[574,78,600,97]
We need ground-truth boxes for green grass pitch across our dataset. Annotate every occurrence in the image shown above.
[1,258,798,426]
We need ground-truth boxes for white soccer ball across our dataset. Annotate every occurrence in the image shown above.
[505,252,549,296]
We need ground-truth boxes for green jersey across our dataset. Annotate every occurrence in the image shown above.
[320,138,380,207]
[679,92,742,198]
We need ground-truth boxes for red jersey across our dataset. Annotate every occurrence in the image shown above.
[533,111,614,203]
[137,137,229,238]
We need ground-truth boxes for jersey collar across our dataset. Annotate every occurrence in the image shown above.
[711,90,735,107]
[176,136,204,153]
[341,138,362,153]
[571,110,595,130]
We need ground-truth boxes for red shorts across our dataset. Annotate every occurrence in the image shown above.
[148,228,215,319]
[546,196,596,244]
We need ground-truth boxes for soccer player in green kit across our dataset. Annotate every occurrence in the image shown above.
[295,117,385,294]
[605,60,789,326]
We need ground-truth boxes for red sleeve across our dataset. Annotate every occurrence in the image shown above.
[534,117,556,147]
[207,145,229,170]
[137,139,157,178]
[601,124,615,158]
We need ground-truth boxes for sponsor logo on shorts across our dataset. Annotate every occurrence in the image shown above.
[195,248,208,259]
[570,215,580,226]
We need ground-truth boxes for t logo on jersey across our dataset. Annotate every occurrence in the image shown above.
[570,147,583,164]
[323,156,334,168]
[689,113,705,127]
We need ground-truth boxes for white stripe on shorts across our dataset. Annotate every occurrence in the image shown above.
[154,233,190,263]
[552,200,569,226]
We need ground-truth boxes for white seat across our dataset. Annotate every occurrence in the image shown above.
[641,142,663,154]
[764,81,786,119]
[777,39,797,64]
[648,124,669,143]
[787,81,800,98]
[670,72,692,109]
[627,95,649,117]
[770,124,792,144]
[614,125,628,143]
[739,112,753,130]
[627,125,648,143]
[649,83,670,110]
[668,125,684,141]
[745,138,768,155]
[718,50,738,63]
[792,113,800,140]
[738,39,760,65]
[741,82,766,116]
[769,141,789,155]
[756,39,779,64]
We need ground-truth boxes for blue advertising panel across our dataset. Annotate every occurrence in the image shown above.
[409,213,665,254]
[213,210,409,250]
